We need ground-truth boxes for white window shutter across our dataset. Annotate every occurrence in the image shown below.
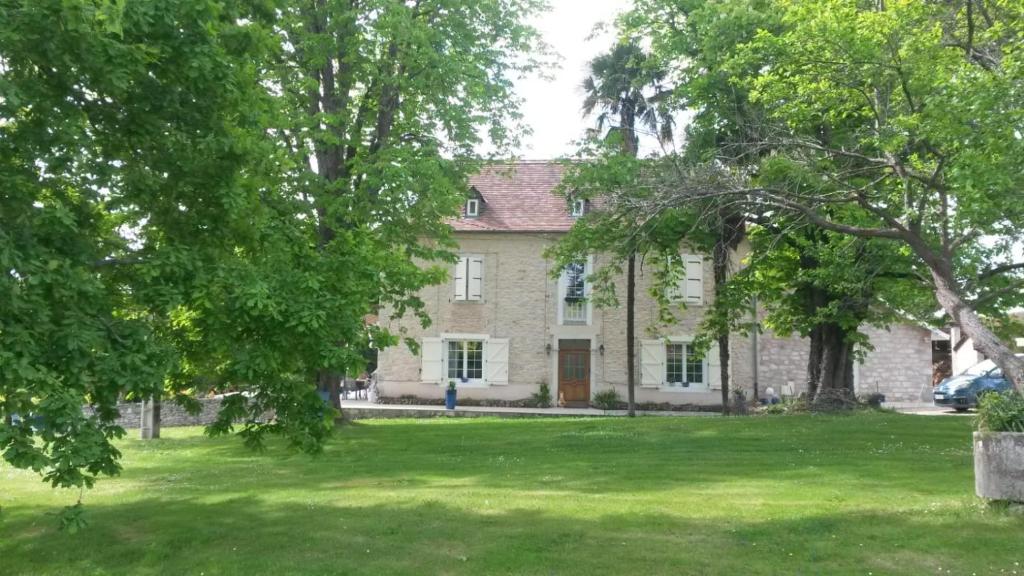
[420,337,443,384]
[666,254,684,302]
[485,338,509,385]
[684,254,704,305]
[640,340,665,388]
[468,257,483,301]
[453,258,467,301]
[707,342,722,390]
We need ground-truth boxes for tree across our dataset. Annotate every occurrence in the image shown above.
[1,0,543,502]
[2,0,279,493]
[712,0,1024,390]
[619,0,866,406]
[564,41,673,416]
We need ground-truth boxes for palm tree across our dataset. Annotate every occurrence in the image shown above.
[581,41,673,417]
[582,43,674,157]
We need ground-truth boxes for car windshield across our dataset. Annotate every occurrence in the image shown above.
[962,360,996,376]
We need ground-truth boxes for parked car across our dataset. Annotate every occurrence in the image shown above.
[933,355,1023,411]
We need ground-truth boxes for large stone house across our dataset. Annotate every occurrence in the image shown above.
[375,161,936,406]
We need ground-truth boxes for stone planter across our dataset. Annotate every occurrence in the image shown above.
[974,431,1024,502]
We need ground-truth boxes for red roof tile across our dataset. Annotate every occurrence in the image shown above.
[452,161,573,232]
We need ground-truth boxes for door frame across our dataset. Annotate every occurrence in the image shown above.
[557,339,591,406]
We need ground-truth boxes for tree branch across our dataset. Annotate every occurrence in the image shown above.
[979,262,1024,281]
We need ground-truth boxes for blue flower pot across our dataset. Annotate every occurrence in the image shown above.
[445,388,457,410]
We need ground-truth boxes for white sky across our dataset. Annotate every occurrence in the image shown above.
[511,0,629,159]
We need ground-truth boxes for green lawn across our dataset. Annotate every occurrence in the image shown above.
[1,413,1022,575]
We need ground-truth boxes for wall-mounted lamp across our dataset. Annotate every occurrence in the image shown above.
[545,343,552,356]
[598,344,605,356]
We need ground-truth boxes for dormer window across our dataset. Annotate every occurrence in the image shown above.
[570,198,586,218]
[466,199,480,217]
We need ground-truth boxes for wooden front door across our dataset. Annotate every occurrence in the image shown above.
[558,348,591,406]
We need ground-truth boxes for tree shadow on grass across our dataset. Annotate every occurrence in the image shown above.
[1,496,1021,576]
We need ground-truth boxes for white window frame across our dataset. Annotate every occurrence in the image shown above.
[445,339,485,385]
[664,341,708,389]
[558,257,591,325]
[570,198,585,218]
[453,255,484,302]
[466,199,480,217]
[439,333,495,388]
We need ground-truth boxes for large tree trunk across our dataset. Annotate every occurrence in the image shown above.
[626,253,637,417]
[813,323,857,409]
[318,370,342,410]
[712,212,745,413]
[931,268,1024,392]
[898,231,1024,393]
[712,235,732,414]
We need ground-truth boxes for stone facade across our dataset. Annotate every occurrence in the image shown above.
[753,324,934,403]
[858,324,934,402]
[376,231,935,406]
[83,397,225,429]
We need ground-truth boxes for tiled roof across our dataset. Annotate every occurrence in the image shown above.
[452,161,572,232]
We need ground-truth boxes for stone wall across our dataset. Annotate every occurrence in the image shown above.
[859,325,934,402]
[751,324,934,403]
[83,397,224,429]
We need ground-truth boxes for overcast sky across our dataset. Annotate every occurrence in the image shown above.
[511,0,628,159]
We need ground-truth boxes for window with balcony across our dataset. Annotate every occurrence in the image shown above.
[560,259,589,325]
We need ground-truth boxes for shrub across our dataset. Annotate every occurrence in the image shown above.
[592,389,620,411]
[530,383,552,408]
[976,392,1024,433]
[758,397,810,416]
[861,393,886,409]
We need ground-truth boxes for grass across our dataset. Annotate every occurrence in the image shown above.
[1,412,1022,575]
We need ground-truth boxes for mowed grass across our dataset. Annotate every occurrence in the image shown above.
[2,413,1022,575]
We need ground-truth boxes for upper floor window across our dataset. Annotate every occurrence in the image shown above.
[466,199,480,217]
[560,259,589,325]
[570,198,586,218]
[454,256,483,301]
[565,261,585,301]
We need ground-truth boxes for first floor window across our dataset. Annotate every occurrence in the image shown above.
[666,343,705,386]
[447,340,483,381]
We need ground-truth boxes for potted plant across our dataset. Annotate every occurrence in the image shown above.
[445,380,458,410]
[973,392,1024,503]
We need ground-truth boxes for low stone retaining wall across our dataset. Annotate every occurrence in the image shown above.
[83,397,224,429]
[379,396,540,408]
[340,406,611,421]
[378,395,721,413]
